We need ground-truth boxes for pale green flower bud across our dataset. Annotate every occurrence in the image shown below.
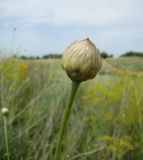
[61,38,102,82]
[1,107,9,116]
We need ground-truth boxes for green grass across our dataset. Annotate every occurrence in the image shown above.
[106,57,143,72]
[0,57,143,160]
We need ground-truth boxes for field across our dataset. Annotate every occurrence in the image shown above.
[0,56,143,160]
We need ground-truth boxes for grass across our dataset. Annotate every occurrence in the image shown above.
[106,57,143,72]
[0,56,143,160]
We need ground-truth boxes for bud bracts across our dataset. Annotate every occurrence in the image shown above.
[61,38,102,82]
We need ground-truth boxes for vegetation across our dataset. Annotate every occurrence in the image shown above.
[43,54,62,59]
[0,56,143,160]
[18,54,62,60]
[101,51,113,58]
[121,51,143,57]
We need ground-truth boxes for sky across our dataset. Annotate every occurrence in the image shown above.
[0,0,143,57]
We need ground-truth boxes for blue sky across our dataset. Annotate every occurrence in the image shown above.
[0,0,143,57]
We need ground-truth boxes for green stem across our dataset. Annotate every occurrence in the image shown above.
[4,116,10,160]
[53,80,80,160]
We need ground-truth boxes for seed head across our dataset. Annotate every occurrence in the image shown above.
[1,107,9,116]
[61,38,102,82]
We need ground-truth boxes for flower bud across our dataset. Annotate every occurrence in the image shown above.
[61,38,102,82]
[1,107,9,116]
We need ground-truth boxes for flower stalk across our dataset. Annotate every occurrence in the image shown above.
[3,115,10,160]
[53,81,80,160]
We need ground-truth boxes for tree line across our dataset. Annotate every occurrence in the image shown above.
[16,51,143,60]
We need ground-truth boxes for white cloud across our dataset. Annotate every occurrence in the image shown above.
[0,0,143,27]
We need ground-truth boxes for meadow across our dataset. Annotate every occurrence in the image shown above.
[0,56,143,160]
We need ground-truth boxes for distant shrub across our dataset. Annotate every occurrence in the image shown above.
[101,51,113,59]
[121,51,143,57]
[43,54,62,59]
[19,56,40,60]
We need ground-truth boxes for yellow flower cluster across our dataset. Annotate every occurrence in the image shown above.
[0,57,29,82]
[101,135,133,158]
